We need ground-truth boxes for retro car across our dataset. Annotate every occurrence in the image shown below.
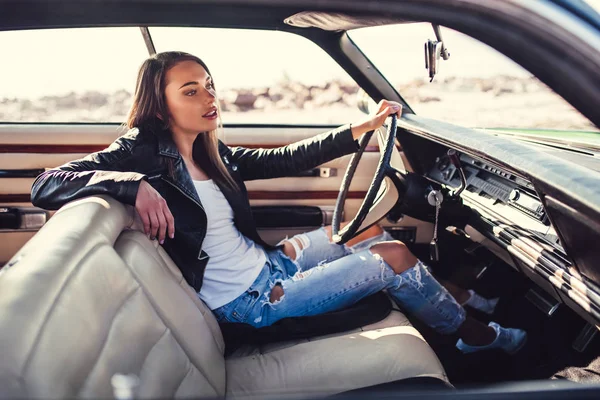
[0,0,599,398]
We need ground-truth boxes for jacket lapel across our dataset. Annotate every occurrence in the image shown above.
[214,147,273,249]
[154,128,270,248]
[155,127,204,209]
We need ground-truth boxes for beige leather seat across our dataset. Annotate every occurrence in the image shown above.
[0,196,448,398]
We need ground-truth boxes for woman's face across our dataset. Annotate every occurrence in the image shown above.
[163,60,218,136]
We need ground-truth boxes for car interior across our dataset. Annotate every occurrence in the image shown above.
[1,1,600,399]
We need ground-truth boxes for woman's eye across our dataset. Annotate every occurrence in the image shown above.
[185,89,197,96]
[206,83,214,90]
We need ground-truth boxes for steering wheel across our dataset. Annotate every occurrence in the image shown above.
[332,114,404,244]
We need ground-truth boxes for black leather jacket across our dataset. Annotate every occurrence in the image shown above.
[31,123,359,292]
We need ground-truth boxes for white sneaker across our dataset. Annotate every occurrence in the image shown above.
[456,321,527,354]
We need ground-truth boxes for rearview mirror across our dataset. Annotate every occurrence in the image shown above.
[425,40,443,81]
[425,24,450,82]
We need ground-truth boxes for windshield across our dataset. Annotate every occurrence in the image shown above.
[348,23,599,140]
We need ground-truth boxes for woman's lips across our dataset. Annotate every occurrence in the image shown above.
[202,109,218,120]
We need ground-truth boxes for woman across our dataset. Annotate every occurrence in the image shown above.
[31,51,525,354]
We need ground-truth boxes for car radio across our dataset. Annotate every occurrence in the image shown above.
[429,153,549,224]
[508,189,548,223]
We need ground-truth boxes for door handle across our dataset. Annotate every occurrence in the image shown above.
[0,169,45,178]
[320,205,342,225]
[294,167,337,178]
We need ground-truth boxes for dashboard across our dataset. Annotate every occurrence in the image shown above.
[427,152,549,226]
[423,148,600,327]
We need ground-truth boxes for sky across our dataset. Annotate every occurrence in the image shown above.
[1,2,599,99]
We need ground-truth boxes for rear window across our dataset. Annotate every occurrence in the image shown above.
[148,27,363,124]
[0,27,365,125]
[0,28,148,123]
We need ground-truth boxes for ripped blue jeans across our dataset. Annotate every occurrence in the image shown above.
[212,227,466,334]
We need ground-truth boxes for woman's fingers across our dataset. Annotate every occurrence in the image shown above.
[384,102,401,117]
[157,209,168,244]
[149,211,159,240]
[376,106,392,118]
[164,204,175,240]
[135,180,175,244]
[373,101,402,124]
[368,102,402,131]
[372,109,387,129]
[377,99,400,113]
[351,99,403,138]
[141,211,151,237]
[138,205,173,244]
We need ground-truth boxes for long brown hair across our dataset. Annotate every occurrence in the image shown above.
[126,51,237,190]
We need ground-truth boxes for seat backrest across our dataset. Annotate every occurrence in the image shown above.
[0,196,226,399]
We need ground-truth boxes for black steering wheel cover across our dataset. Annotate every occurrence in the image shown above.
[332,129,374,239]
[332,115,398,244]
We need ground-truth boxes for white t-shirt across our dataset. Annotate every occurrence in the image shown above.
[193,179,266,310]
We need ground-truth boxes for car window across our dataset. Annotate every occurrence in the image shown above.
[0,28,149,123]
[149,27,364,125]
[349,23,599,132]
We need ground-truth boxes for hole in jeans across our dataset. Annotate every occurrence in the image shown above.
[269,284,285,303]
[282,233,311,261]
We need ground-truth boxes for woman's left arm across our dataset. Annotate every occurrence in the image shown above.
[225,100,402,181]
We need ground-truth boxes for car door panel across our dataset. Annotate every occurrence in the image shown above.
[0,123,433,264]
[253,205,325,228]
[225,127,433,245]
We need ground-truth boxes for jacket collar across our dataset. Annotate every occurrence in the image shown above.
[145,123,236,211]
[144,123,201,205]
[141,120,180,159]
[147,121,228,163]
[156,129,180,159]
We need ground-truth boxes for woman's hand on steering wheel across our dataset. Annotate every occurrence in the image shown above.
[333,103,402,244]
[350,100,403,140]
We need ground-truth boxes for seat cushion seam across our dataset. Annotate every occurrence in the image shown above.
[116,250,221,396]
[76,285,142,395]
[118,235,224,353]
[21,244,106,378]
[137,326,170,376]
[173,362,194,398]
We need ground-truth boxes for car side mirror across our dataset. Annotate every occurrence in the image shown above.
[357,88,377,115]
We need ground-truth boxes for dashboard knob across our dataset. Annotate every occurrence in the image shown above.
[509,189,520,201]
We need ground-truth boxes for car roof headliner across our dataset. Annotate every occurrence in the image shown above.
[0,1,407,32]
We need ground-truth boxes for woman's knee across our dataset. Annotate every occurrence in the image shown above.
[282,240,299,260]
[282,232,312,261]
[323,225,334,241]
[323,223,385,247]
[322,223,348,242]
[370,241,418,274]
